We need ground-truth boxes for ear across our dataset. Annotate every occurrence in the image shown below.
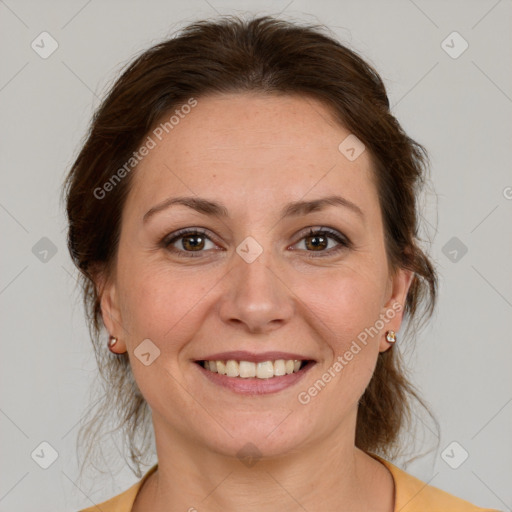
[378,267,414,353]
[93,267,127,353]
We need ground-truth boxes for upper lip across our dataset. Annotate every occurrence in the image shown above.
[195,351,314,363]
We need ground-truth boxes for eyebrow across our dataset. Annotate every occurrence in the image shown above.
[142,194,364,223]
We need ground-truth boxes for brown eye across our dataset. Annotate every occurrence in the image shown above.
[179,234,206,251]
[163,228,218,257]
[304,232,329,251]
[293,227,351,257]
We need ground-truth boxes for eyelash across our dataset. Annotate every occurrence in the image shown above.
[162,227,351,259]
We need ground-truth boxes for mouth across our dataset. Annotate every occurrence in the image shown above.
[196,358,312,379]
[193,352,316,395]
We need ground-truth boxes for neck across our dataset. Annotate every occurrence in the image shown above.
[135,414,394,512]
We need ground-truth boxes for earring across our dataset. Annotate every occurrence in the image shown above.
[108,336,118,353]
[385,330,397,344]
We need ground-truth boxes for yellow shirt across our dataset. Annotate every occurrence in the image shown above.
[79,453,501,511]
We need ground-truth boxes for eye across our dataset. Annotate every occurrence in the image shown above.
[291,227,351,257]
[163,228,219,258]
[162,226,351,259]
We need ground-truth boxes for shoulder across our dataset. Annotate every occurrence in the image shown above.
[78,464,158,512]
[367,453,501,512]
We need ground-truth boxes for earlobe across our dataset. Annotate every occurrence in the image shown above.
[379,268,414,353]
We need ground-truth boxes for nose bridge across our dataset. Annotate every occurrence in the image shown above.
[219,240,294,332]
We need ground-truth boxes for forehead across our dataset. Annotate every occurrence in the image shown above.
[125,93,378,221]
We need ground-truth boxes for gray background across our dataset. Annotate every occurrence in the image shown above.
[1,0,511,510]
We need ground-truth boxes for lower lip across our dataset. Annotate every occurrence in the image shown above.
[195,361,315,395]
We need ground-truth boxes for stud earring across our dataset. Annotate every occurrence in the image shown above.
[108,336,118,353]
[385,330,396,344]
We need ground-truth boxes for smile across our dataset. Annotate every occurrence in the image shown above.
[194,354,316,395]
[198,359,309,379]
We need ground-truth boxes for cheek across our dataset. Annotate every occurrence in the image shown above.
[116,260,216,345]
[303,264,387,341]
[294,264,386,395]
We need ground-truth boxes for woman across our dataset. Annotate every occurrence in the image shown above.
[65,15,500,512]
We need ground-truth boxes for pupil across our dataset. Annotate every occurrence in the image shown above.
[309,235,326,250]
[184,235,203,250]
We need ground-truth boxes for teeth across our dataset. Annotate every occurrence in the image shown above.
[273,359,286,376]
[226,360,239,377]
[200,359,305,379]
[239,360,256,378]
[256,361,274,379]
[216,360,226,375]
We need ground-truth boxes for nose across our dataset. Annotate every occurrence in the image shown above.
[218,250,295,335]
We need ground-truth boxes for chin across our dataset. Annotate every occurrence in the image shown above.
[195,410,317,461]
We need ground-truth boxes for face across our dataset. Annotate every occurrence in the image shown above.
[100,92,412,459]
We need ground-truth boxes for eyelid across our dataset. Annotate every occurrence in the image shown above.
[294,226,349,243]
[162,227,221,251]
[289,226,351,254]
[162,226,351,257]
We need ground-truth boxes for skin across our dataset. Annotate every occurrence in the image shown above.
[98,92,413,511]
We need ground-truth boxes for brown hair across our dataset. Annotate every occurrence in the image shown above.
[63,14,439,479]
